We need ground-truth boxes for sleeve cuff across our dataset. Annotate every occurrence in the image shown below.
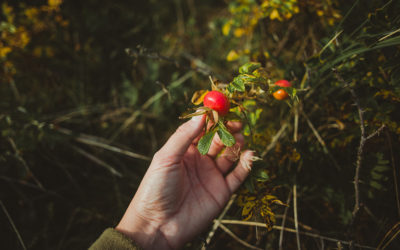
[89,228,141,250]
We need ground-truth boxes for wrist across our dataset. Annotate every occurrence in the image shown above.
[115,204,171,250]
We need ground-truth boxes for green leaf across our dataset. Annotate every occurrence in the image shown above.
[231,75,246,92]
[230,74,259,92]
[370,180,383,190]
[197,129,216,155]
[239,62,261,74]
[217,121,236,147]
[256,169,269,181]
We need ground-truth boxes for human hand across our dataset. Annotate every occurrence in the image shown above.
[116,115,254,249]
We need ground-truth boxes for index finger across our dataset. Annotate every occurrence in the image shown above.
[158,115,206,159]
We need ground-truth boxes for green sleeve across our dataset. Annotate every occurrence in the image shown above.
[89,228,142,250]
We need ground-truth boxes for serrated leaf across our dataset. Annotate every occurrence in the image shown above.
[231,75,246,92]
[217,121,236,147]
[239,62,261,74]
[370,180,383,190]
[373,165,390,172]
[197,129,216,155]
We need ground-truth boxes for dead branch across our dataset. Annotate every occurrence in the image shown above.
[219,219,376,250]
[333,69,386,218]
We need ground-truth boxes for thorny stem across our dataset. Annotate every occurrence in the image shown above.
[333,69,386,218]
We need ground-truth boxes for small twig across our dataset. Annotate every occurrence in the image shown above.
[279,190,293,250]
[320,237,325,250]
[110,71,193,140]
[377,221,400,250]
[293,104,299,142]
[365,125,386,140]
[0,200,27,250]
[293,185,301,250]
[219,220,376,249]
[8,137,45,190]
[333,69,386,218]
[56,127,151,161]
[276,214,315,232]
[261,123,288,158]
[72,146,123,177]
[385,130,400,217]
[0,176,62,199]
[126,46,212,76]
[203,194,237,247]
[378,27,400,41]
[57,209,79,249]
[300,107,340,170]
[217,222,263,250]
[274,20,296,57]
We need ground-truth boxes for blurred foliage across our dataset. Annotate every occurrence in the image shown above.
[1,0,400,249]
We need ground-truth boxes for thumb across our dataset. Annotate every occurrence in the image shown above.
[158,115,205,158]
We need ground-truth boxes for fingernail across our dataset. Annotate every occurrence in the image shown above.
[191,115,203,122]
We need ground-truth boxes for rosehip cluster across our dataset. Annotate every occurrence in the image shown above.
[272,80,292,100]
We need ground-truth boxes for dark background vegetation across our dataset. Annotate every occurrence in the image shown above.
[1,0,400,249]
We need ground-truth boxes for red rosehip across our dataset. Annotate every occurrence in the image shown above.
[273,89,289,100]
[273,80,292,100]
[274,79,292,87]
[203,91,230,116]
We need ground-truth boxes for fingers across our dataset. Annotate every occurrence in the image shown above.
[215,133,245,174]
[226,150,254,194]
[207,121,243,158]
[158,115,205,159]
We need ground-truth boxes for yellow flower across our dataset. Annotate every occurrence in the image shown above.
[226,50,240,61]
[24,7,39,20]
[48,0,63,8]
[269,9,281,20]
[234,28,246,37]
[222,21,231,36]
[2,3,13,16]
[0,46,12,58]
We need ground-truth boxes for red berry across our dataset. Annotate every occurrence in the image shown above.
[273,89,289,100]
[274,79,292,87]
[273,80,291,100]
[203,91,230,116]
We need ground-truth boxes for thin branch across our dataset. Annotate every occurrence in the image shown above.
[279,190,293,250]
[0,176,62,198]
[300,107,340,170]
[110,71,193,140]
[217,222,263,250]
[386,130,400,217]
[218,220,376,250]
[293,185,301,250]
[203,194,237,247]
[56,127,151,161]
[293,104,299,142]
[261,123,288,158]
[365,124,386,141]
[377,221,400,250]
[126,46,212,76]
[333,69,386,218]
[8,137,45,190]
[0,200,27,250]
[273,20,297,57]
[275,214,315,232]
[72,146,123,177]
